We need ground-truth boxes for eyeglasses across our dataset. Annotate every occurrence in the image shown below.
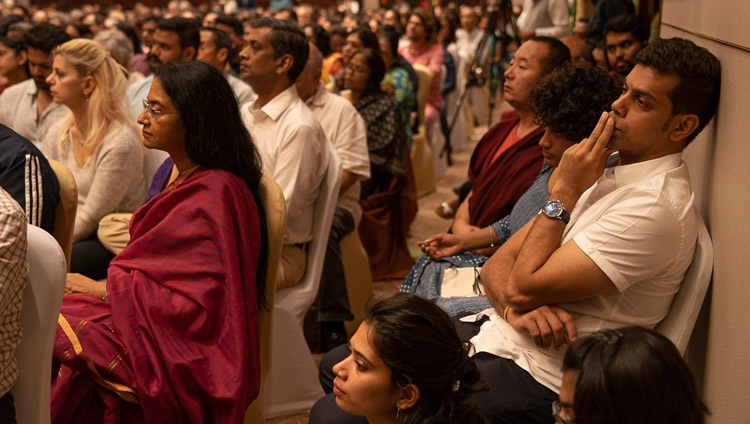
[552,400,575,424]
[472,266,484,296]
[142,99,180,120]
[344,64,368,75]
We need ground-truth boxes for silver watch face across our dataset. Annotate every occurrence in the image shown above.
[544,201,563,218]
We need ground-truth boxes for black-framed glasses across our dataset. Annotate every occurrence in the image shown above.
[552,400,575,424]
[142,99,180,120]
[472,266,484,296]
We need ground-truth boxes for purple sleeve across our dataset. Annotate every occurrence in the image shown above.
[147,157,174,201]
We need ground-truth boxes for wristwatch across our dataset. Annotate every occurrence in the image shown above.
[540,200,570,224]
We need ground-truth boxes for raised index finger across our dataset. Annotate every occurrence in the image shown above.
[581,112,611,151]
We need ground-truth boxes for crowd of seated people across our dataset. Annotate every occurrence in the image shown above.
[0,1,719,422]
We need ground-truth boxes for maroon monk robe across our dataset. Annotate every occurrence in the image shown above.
[51,168,262,423]
[468,111,544,228]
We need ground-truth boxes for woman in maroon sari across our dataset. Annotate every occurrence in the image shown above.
[51,61,267,423]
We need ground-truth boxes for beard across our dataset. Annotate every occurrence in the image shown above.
[32,75,50,91]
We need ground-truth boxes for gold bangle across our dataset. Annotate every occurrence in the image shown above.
[502,305,511,322]
[488,227,495,248]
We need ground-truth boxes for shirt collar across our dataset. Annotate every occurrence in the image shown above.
[609,152,683,188]
[307,82,327,107]
[251,85,298,121]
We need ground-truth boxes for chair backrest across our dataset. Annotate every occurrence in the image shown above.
[412,64,432,125]
[244,176,286,424]
[47,159,77,271]
[274,148,341,323]
[655,212,713,355]
[13,225,66,424]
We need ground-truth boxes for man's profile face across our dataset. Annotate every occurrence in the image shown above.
[502,40,549,109]
[27,47,53,91]
[197,30,223,72]
[608,64,681,163]
[148,29,184,71]
[239,26,278,87]
[605,32,643,77]
[459,7,478,32]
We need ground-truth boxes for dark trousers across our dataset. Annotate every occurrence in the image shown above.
[316,207,355,322]
[0,391,16,423]
[311,315,557,424]
[71,234,115,280]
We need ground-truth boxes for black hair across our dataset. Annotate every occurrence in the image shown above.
[200,26,233,65]
[250,17,309,83]
[275,7,298,22]
[157,17,200,54]
[353,48,386,96]
[348,26,380,53]
[529,36,572,74]
[25,22,70,54]
[531,63,621,142]
[329,24,348,39]
[141,15,163,26]
[153,61,267,308]
[83,12,105,25]
[604,14,648,43]
[562,326,708,424]
[365,294,486,424]
[635,37,721,145]
[114,21,143,55]
[0,15,23,37]
[0,35,26,55]
[302,23,331,57]
[439,9,459,47]
[66,23,92,40]
[215,14,243,37]
[376,25,400,57]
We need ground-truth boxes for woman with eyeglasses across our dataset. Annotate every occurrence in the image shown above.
[310,293,487,424]
[42,38,146,279]
[557,326,708,424]
[50,60,267,423]
[345,47,417,281]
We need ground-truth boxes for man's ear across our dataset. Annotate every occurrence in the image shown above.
[669,113,700,144]
[182,46,196,60]
[396,383,420,411]
[17,50,27,67]
[217,47,229,64]
[275,54,293,75]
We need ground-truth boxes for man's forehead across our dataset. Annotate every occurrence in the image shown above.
[247,26,273,43]
[154,29,180,43]
[626,64,679,100]
[606,32,638,45]
[515,41,547,65]
[26,47,51,63]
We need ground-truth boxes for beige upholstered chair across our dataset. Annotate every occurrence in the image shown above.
[341,224,374,336]
[264,149,341,418]
[655,211,713,355]
[13,225,66,424]
[410,64,437,197]
[48,159,77,271]
[244,176,286,423]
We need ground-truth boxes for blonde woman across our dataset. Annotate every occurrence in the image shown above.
[43,38,146,279]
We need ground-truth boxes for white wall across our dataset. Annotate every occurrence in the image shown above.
[661,1,750,422]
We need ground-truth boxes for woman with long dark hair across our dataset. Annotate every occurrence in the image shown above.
[345,47,417,281]
[50,61,267,423]
[311,293,487,423]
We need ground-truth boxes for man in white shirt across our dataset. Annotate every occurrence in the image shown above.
[455,5,489,126]
[197,26,256,106]
[313,38,722,424]
[126,17,199,121]
[240,18,330,290]
[0,23,69,146]
[460,37,721,422]
[295,43,370,351]
[516,0,571,41]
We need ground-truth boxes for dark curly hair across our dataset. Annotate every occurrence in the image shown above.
[365,294,487,424]
[530,63,622,142]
